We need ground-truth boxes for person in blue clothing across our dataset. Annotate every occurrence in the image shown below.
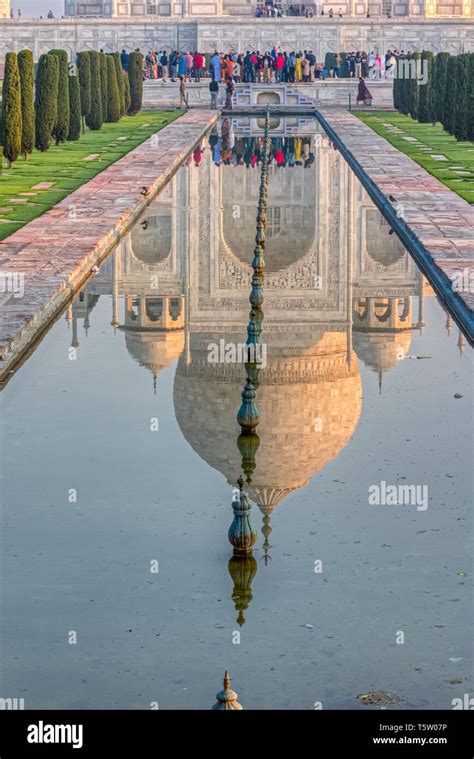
[211,51,222,82]
[121,49,129,72]
[178,52,187,77]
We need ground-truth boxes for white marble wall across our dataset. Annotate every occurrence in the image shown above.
[0,18,471,59]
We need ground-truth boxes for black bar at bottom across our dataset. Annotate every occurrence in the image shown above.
[0,709,472,756]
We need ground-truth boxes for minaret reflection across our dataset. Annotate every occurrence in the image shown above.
[228,109,272,625]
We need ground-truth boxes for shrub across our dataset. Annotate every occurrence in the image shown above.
[467,53,474,141]
[2,52,22,167]
[442,55,458,134]
[85,50,103,131]
[432,53,449,125]
[112,52,126,117]
[398,54,410,116]
[123,70,131,114]
[18,49,35,160]
[127,51,144,116]
[453,54,470,141]
[76,51,91,132]
[106,55,120,122]
[409,52,420,121]
[417,50,434,124]
[67,65,82,141]
[35,53,59,152]
[99,52,108,122]
[50,49,70,145]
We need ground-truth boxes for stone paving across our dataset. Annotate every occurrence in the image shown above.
[319,108,474,342]
[0,109,217,380]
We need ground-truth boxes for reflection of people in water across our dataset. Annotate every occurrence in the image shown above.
[193,142,204,167]
[225,77,235,110]
[205,130,315,169]
[207,125,222,166]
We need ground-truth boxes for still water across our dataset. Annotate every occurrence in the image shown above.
[1,118,472,710]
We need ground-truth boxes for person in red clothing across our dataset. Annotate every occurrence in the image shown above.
[193,143,204,166]
[276,52,285,82]
[193,51,204,82]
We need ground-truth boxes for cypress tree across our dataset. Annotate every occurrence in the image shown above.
[467,53,474,142]
[417,50,434,123]
[76,51,91,133]
[127,51,144,116]
[35,53,59,152]
[99,51,108,123]
[393,55,403,111]
[50,49,70,145]
[428,53,438,124]
[442,55,458,135]
[85,50,103,131]
[123,70,131,114]
[453,54,470,141]
[1,52,22,168]
[409,52,420,121]
[67,65,82,141]
[18,49,35,160]
[433,52,449,125]
[112,52,126,117]
[399,54,410,116]
[106,55,120,123]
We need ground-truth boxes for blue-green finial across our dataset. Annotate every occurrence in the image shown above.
[237,377,260,431]
[228,480,257,556]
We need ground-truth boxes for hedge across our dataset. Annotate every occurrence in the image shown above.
[393,50,473,143]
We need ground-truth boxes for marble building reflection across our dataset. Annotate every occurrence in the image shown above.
[68,122,426,538]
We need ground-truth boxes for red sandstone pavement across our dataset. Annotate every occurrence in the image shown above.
[0,109,217,375]
[319,108,474,328]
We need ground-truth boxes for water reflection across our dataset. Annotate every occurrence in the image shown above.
[69,120,426,521]
[2,117,470,710]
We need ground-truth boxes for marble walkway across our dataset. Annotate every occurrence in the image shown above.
[0,109,217,380]
[319,108,474,342]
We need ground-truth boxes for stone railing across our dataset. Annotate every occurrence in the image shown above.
[143,79,394,108]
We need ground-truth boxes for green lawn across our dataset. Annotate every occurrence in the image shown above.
[0,109,182,240]
[355,111,474,204]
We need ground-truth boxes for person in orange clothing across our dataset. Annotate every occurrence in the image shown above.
[224,55,234,81]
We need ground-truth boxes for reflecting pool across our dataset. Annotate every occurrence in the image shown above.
[0,118,472,710]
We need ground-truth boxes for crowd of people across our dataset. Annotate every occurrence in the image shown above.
[255,4,350,17]
[325,49,401,79]
[140,47,403,84]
